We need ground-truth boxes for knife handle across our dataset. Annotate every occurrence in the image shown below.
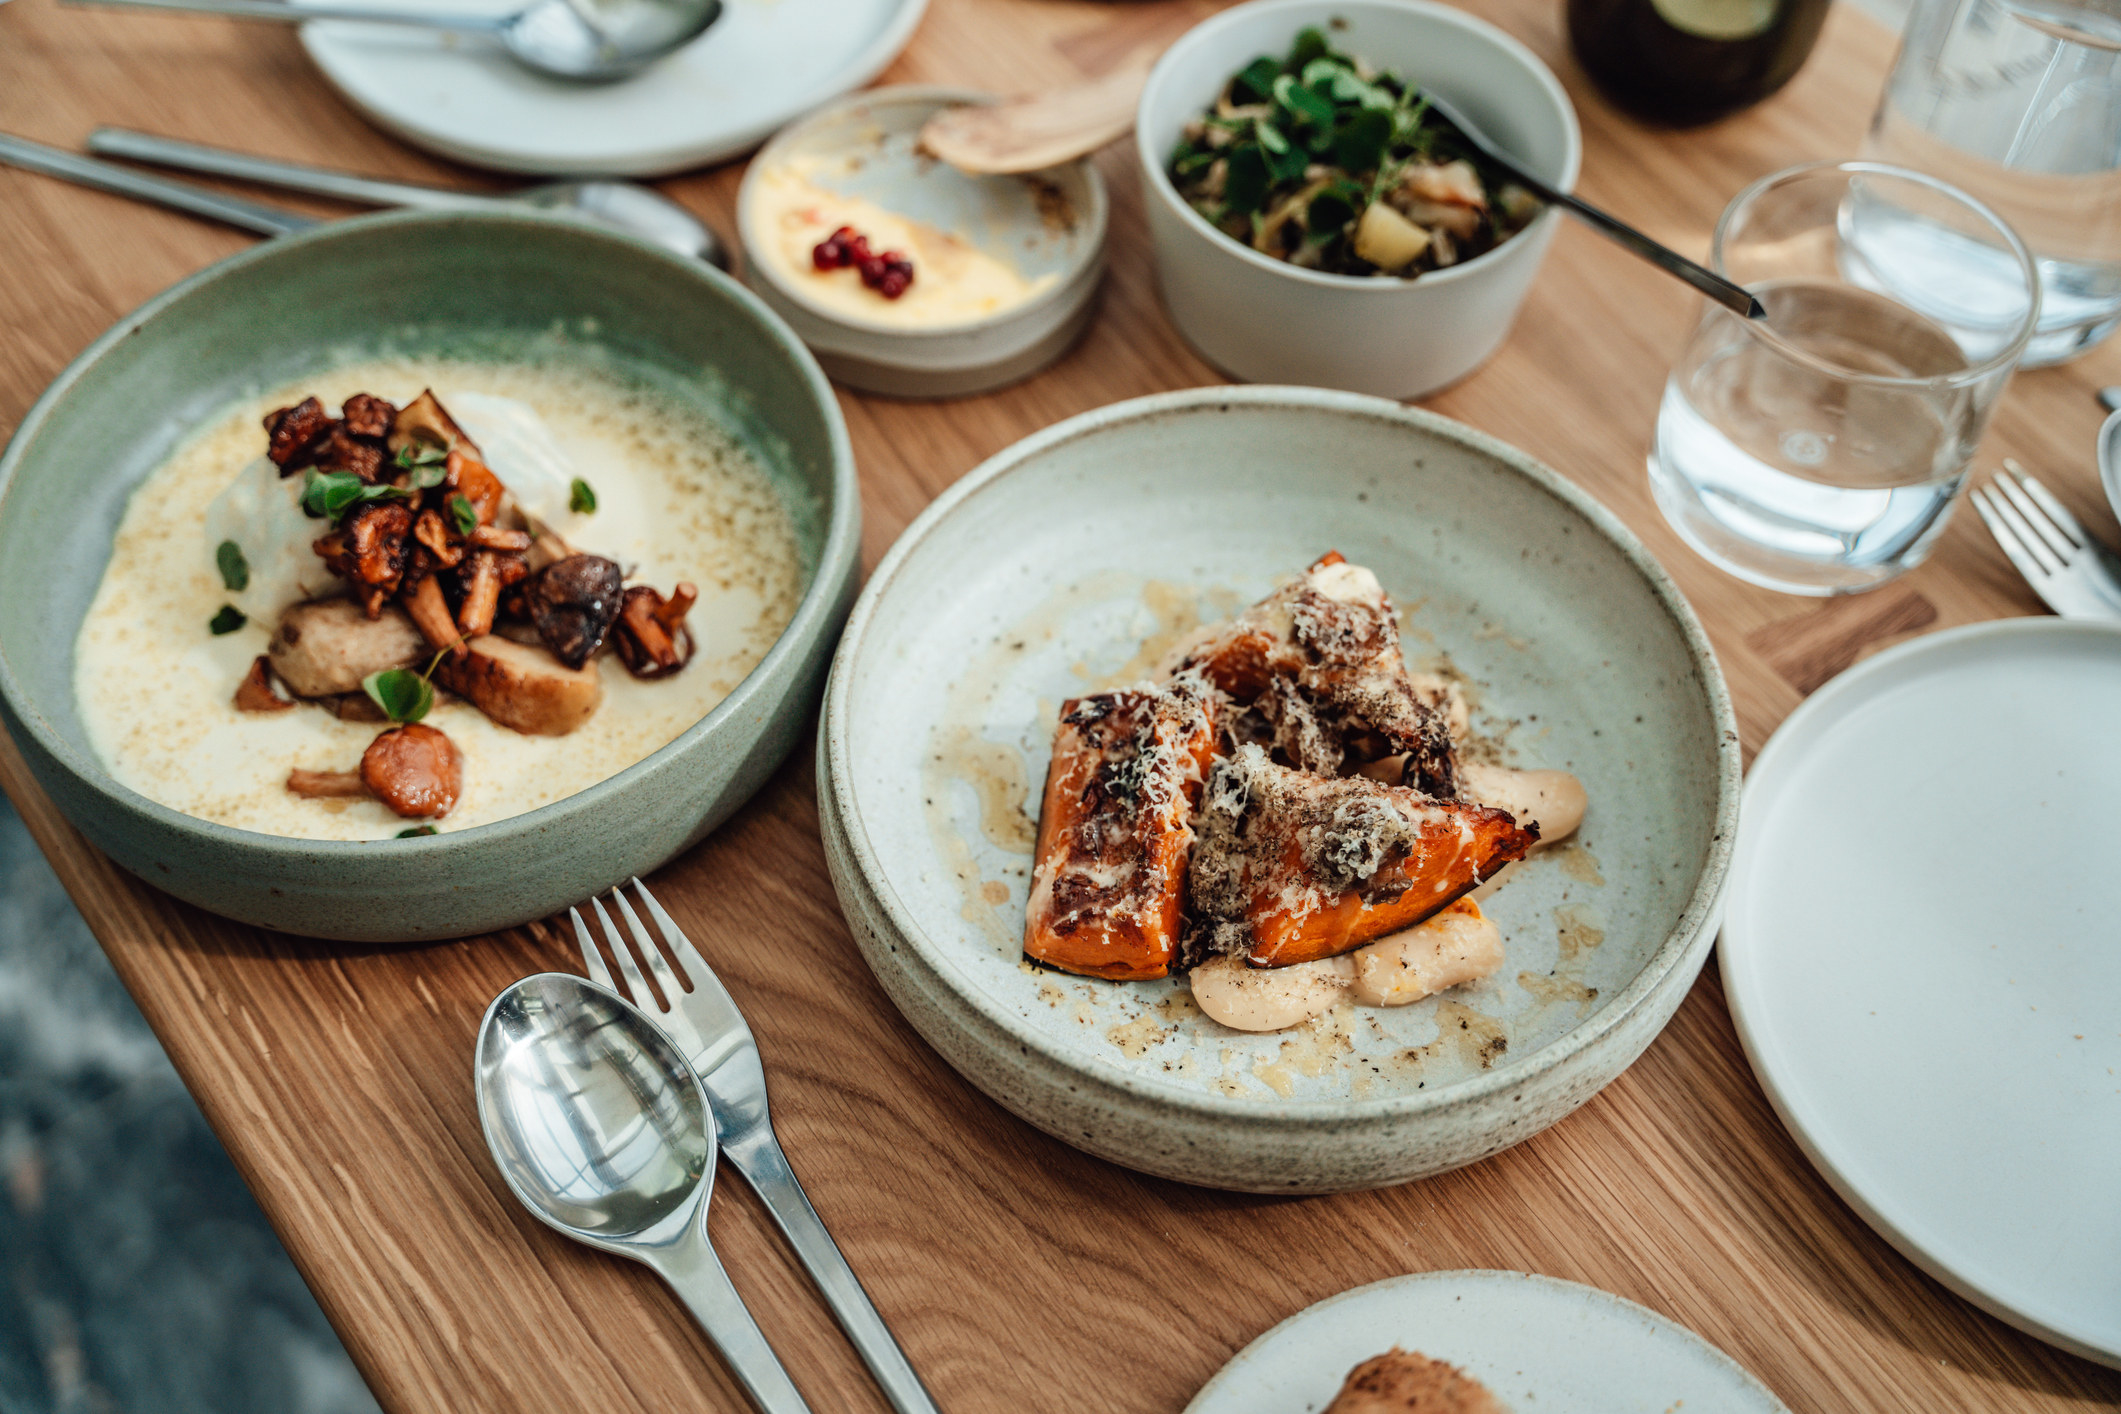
[726,1130,944,1414]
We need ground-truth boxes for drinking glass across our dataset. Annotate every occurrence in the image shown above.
[1649,162,2038,596]
[1860,0,2121,365]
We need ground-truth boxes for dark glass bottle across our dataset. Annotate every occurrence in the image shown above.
[1566,0,1834,125]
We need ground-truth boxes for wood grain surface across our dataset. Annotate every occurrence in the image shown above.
[4,0,2119,1410]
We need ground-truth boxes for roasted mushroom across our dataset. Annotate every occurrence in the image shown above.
[387,389,476,458]
[284,722,463,819]
[512,554,623,670]
[263,397,332,471]
[614,582,698,679]
[233,657,295,713]
[361,723,462,818]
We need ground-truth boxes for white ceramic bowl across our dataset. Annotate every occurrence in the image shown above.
[739,87,1108,398]
[1136,0,1581,399]
[819,387,1739,1192]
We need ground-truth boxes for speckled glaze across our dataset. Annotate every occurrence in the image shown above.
[819,388,1739,1192]
[0,211,859,942]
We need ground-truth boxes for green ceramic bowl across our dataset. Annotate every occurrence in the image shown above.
[0,211,858,941]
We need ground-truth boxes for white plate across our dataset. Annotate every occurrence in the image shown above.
[1186,1271,1788,1413]
[1721,618,2121,1369]
[298,0,928,176]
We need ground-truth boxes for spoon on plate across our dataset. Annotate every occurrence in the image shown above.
[474,973,813,1414]
[86,128,726,267]
[0,131,726,267]
[60,0,722,81]
[923,71,1764,319]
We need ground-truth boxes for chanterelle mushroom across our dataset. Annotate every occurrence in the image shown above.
[361,723,462,819]
[614,582,698,679]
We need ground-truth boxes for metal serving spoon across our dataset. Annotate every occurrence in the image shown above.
[60,0,722,81]
[87,127,725,267]
[923,71,1763,319]
[474,974,812,1414]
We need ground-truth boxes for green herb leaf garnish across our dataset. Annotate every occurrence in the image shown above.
[446,493,478,537]
[396,825,438,838]
[568,477,597,515]
[362,667,434,725]
[209,606,247,635]
[215,539,249,593]
[1232,55,1281,104]
[394,441,448,470]
[407,460,449,491]
[302,468,413,524]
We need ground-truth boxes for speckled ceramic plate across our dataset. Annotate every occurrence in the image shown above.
[1185,1271,1789,1413]
[819,387,1739,1191]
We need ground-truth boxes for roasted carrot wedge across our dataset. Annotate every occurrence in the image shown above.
[1025,681,1216,981]
[1188,746,1535,969]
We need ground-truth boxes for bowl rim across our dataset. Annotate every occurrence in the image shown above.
[823,384,1742,1126]
[0,207,861,861]
[737,84,1112,341]
[1134,0,1584,294]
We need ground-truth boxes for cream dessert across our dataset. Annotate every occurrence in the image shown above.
[74,357,803,841]
[746,156,1058,329]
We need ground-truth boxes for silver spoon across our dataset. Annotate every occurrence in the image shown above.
[474,973,813,1414]
[61,0,722,82]
[1415,90,1765,321]
[87,127,725,267]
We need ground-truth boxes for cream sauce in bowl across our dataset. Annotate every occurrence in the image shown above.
[73,357,804,841]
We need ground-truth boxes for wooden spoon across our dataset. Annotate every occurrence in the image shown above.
[920,66,1151,175]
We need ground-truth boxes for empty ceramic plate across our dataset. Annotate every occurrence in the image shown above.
[1721,618,2121,1368]
[298,0,928,175]
[1186,1270,1788,1412]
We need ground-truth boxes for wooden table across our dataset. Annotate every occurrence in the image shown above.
[4,0,2118,1409]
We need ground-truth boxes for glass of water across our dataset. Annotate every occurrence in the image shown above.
[1862,0,2121,366]
[1650,161,2038,596]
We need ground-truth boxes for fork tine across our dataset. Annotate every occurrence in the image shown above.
[632,878,709,991]
[570,906,618,992]
[591,894,657,1009]
[1974,485,2059,579]
[2007,461,2093,547]
[611,887,689,1003]
[1995,467,2078,560]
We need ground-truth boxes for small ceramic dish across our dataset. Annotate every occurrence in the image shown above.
[0,211,859,942]
[1136,0,1581,399]
[819,386,1739,1192]
[738,87,1108,398]
[1186,1271,1789,1412]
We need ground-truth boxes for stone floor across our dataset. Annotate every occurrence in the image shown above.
[0,795,379,1414]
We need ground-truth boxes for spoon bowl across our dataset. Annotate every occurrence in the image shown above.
[474,972,814,1412]
[477,972,713,1243]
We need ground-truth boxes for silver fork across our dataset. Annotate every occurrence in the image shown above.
[572,881,943,1414]
[1969,461,2121,621]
